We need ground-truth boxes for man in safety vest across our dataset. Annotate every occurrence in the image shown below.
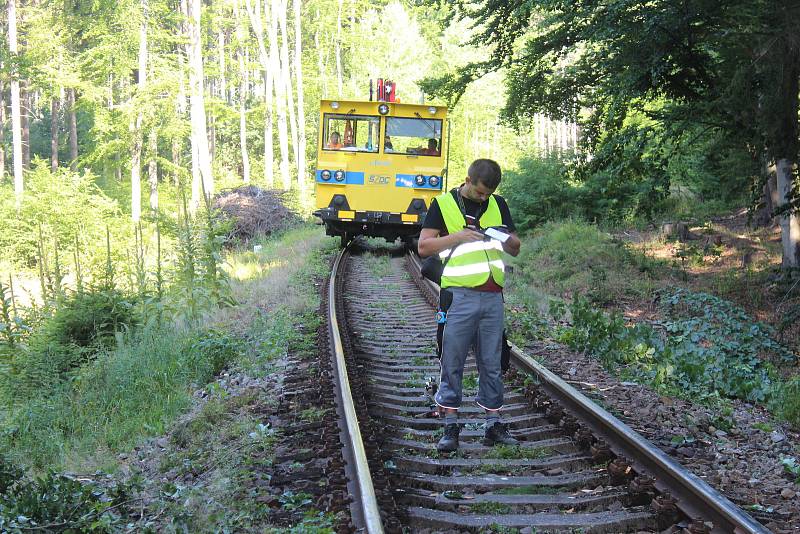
[418,158,521,452]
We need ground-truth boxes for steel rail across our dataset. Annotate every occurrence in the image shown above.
[406,251,769,534]
[328,243,384,534]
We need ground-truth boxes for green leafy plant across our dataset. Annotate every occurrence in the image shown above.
[557,289,791,405]
[780,456,800,483]
[279,490,313,511]
[188,329,244,378]
[462,372,479,391]
[772,376,800,426]
[470,501,512,514]
[484,445,552,460]
[0,470,139,532]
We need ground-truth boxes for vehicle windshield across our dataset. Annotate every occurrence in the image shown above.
[322,113,380,153]
[384,117,443,156]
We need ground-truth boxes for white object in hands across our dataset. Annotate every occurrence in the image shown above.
[484,227,510,243]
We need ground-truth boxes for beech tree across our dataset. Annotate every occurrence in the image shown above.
[130,0,147,222]
[8,0,23,207]
[423,0,800,267]
[187,0,214,208]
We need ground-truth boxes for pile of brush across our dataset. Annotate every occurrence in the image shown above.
[212,185,300,243]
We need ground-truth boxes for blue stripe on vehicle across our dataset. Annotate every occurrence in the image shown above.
[346,171,364,185]
[315,170,365,184]
[396,174,415,188]
[395,173,442,190]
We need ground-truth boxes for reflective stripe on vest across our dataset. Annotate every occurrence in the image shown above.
[437,192,505,288]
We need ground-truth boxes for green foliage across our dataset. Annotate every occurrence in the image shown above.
[0,165,124,271]
[559,289,790,404]
[509,221,660,305]
[40,289,135,349]
[0,457,23,495]
[0,467,138,533]
[188,329,244,378]
[0,282,27,354]
[469,501,512,514]
[494,485,562,495]
[501,156,580,230]
[170,190,235,326]
[572,122,671,223]
[7,288,136,398]
[780,456,800,484]
[462,372,478,391]
[424,0,781,226]
[772,376,800,427]
[1,327,237,470]
[484,445,551,460]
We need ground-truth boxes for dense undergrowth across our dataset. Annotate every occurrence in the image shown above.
[506,220,799,427]
[0,163,337,529]
[0,221,338,531]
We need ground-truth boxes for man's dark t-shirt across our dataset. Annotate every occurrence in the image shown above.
[421,188,516,292]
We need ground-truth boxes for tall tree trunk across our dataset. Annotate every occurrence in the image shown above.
[314,11,325,98]
[21,83,29,169]
[268,0,290,189]
[0,79,6,181]
[172,138,181,187]
[177,39,187,115]
[755,158,777,227]
[766,36,800,269]
[209,114,216,162]
[175,24,187,189]
[67,88,78,168]
[245,0,275,187]
[131,0,147,222]
[8,0,23,206]
[148,130,158,211]
[218,28,227,102]
[264,70,274,188]
[239,50,251,183]
[185,0,201,206]
[188,0,214,208]
[777,158,800,268]
[292,0,306,190]
[277,0,298,180]
[335,0,343,97]
[50,97,59,171]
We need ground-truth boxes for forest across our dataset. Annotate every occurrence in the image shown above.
[0,0,798,531]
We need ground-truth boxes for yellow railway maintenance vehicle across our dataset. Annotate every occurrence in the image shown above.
[313,82,448,246]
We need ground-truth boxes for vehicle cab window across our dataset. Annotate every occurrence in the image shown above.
[384,117,442,156]
[323,113,380,152]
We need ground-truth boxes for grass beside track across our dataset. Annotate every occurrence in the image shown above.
[1,225,343,531]
[505,219,798,426]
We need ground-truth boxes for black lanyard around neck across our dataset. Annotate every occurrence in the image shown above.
[456,186,487,228]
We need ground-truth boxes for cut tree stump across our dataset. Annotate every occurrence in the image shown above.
[661,222,698,242]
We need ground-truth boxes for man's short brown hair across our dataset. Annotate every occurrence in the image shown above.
[468,159,501,189]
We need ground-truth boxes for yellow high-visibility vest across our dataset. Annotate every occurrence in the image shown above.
[437,192,505,289]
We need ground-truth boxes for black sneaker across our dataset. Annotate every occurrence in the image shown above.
[483,422,518,446]
[437,423,460,452]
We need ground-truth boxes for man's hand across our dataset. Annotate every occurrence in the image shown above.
[453,228,484,244]
[502,233,521,256]
[419,227,481,257]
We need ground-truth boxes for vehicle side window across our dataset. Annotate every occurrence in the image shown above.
[323,113,380,153]
[384,117,443,156]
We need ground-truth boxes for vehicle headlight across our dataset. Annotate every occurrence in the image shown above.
[415,174,426,186]
[429,175,440,187]
[321,170,331,181]
[334,169,346,182]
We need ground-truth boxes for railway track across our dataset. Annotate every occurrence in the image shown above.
[325,239,771,534]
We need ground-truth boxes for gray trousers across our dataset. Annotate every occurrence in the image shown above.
[434,287,504,411]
